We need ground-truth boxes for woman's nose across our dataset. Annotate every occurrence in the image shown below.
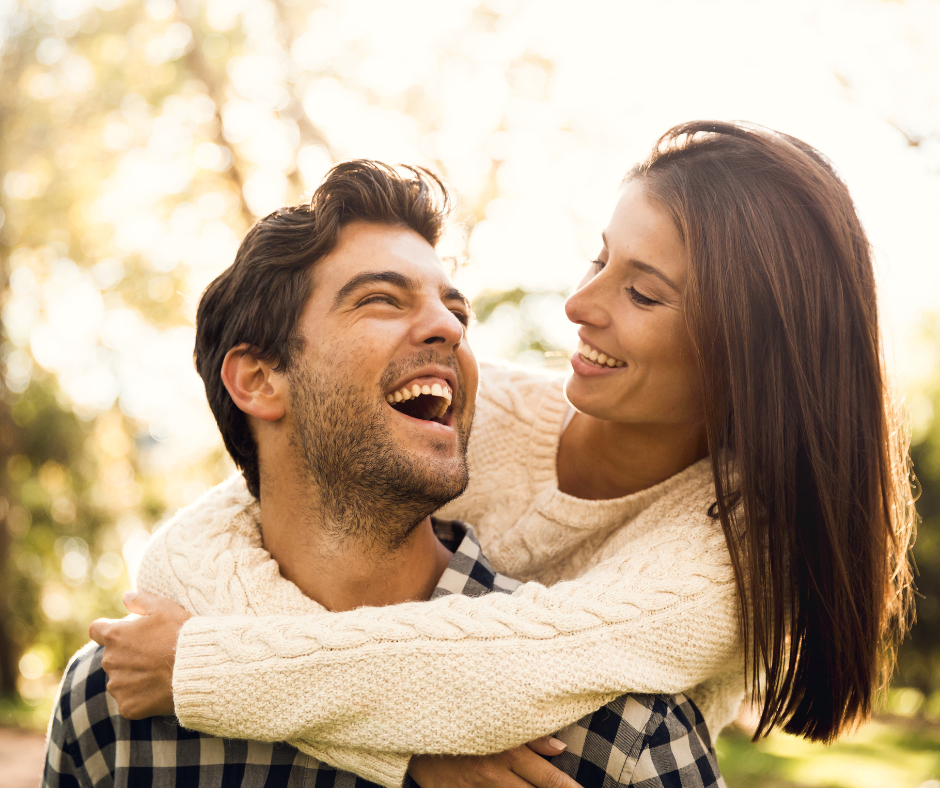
[565,274,609,329]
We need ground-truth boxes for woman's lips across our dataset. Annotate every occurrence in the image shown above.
[570,350,624,377]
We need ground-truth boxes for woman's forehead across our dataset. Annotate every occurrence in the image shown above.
[604,181,688,284]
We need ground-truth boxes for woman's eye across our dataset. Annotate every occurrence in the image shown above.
[627,287,660,307]
[591,258,605,270]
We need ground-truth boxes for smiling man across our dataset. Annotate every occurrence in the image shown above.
[219,220,475,613]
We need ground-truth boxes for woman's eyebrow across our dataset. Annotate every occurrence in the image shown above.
[601,231,679,293]
[631,260,680,293]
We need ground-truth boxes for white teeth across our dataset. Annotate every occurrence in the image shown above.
[386,380,454,415]
[578,340,625,368]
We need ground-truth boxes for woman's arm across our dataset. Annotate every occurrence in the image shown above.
[169,530,739,755]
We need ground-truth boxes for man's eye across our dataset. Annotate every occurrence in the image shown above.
[627,287,660,307]
[451,310,470,327]
[359,295,396,307]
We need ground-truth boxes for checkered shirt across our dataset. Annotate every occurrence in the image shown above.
[43,518,725,788]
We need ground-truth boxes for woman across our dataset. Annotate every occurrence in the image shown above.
[94,121,915,786]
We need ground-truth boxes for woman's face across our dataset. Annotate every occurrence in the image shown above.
[565,179,705,433]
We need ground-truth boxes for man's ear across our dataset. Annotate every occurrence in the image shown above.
[220,344,287,422]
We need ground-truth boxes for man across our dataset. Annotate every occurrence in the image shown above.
[43,161,723,788]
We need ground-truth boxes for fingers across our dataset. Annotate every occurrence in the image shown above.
[88,617,117,646]
[409,747,581,788]
[509,746,581,788]
[470,755,537,788]
[525,736,567,757]
[485,767,537,788]
[123,590,158,615]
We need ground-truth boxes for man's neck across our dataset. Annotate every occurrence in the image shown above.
[257,475,453,612]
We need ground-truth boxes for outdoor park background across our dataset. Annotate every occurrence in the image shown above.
[1,0,939,785]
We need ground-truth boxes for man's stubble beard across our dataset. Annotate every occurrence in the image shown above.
[287,355,471,550]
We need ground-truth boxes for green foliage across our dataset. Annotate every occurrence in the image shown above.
[897,319,940,699]
[717,719,940,788]
[0,377,131,718]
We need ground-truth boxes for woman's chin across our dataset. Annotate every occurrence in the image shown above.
[564,375,621,422]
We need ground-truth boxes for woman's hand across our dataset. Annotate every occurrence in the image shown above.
[408,737,580,788]
[88,591,190,719]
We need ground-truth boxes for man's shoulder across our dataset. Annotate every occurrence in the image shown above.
[45,643,117,788]
[57,643,110,723]
[135,473,260,606]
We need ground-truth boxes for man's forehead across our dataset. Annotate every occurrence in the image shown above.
[314,222,454,294]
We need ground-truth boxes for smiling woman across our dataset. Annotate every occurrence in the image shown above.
[561,178,707,493]
[82,122,915,788]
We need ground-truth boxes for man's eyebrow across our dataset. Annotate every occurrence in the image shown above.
[600,231,680,293]
[442,286,471,312]
[331,271,418,309]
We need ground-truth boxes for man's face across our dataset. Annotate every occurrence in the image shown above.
[283,221,478,544]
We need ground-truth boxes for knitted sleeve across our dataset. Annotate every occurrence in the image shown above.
[172,521,740,760]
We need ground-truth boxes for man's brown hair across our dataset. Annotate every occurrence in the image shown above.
[631,121,915,743]
[194,160,452,499]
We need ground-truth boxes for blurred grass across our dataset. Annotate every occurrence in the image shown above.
[717,716,940,787]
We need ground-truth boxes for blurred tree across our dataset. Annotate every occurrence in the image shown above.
[0,0,936,738]
[0,0,520,718]
[897,317,940,702]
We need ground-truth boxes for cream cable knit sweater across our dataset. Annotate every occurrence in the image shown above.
[136,361,744,788]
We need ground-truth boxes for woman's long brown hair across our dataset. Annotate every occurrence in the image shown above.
[632,121,915,742]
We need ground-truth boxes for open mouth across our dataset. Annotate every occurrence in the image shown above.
[385,379,453,425]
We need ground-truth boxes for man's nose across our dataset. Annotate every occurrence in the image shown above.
[416,302,465,349]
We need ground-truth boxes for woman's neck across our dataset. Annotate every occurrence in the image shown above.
[556,412,708,500]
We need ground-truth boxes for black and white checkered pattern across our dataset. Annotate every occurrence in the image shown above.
[549,693,724,788]
[43,518,725,788]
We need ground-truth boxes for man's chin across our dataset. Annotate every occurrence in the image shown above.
[388,421,463,456]
[397,453,469,502]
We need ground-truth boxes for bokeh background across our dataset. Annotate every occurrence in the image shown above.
[1,0,939,785]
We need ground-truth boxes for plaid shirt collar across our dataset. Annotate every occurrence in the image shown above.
[430,518,522,599]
